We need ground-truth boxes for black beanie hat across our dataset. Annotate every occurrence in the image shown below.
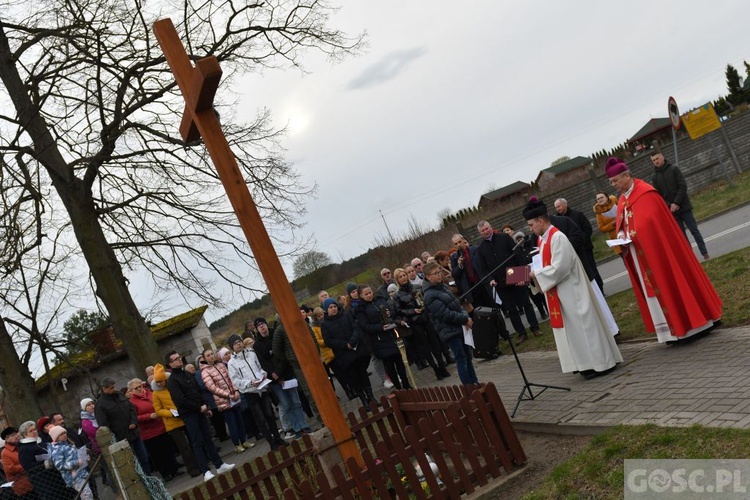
[0,427,17,440]
[522,196,548,220]
[228,334,243,349]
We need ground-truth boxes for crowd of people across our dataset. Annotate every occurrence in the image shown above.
[0,150,722,497]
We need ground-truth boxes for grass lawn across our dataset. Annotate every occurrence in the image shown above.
[523,424,750,499]
[511,245,750,353]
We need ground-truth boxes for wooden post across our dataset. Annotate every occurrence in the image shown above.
[152,18,362,469]
[96,426,150,499]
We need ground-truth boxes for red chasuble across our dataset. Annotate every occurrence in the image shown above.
[540,226,563,328]
[615,179,722,336]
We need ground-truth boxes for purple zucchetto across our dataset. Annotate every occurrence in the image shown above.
[605,157,628,178]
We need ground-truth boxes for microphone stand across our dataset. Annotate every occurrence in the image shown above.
[457,239,524,303]
[506,331,570,418]
[457,237,570,418]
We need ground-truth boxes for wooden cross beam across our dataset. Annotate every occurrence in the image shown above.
[152,18,362,469]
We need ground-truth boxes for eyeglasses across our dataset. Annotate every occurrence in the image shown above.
[382,272,391,276]
[169,355,181,362]
[414,263,422,268]
[609,173,627,184]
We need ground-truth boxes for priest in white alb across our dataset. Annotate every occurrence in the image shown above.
[524,198,623,379]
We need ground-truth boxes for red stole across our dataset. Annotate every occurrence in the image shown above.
[541,227,563,328]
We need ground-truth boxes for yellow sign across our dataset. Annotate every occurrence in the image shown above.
[681,103,722,140]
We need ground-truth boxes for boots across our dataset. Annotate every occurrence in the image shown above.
[434,366,450,380]
[358,391,370,410]
[364,386,380,407]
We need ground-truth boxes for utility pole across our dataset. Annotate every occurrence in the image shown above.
[379,209,396,245]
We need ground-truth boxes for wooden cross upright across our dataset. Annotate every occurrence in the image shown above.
[152,18,362,468]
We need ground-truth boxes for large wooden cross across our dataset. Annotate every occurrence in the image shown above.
[152,18,362,468]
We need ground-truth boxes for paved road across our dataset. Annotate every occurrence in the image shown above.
[600,203,750,296]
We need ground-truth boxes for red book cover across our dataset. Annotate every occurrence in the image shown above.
[505,266,529,285]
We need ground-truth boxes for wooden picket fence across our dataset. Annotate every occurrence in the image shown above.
[176,382,525,499]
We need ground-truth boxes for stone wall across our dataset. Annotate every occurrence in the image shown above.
[458,111,749,243]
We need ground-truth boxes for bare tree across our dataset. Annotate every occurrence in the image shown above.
[0,0,364,373]
[293,250,333,279]
[551,156,571,166]
[0,316,43,423]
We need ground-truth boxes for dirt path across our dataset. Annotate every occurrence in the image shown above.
[490,430,593,499]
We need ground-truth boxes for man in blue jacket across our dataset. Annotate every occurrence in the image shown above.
[423,261,478,385]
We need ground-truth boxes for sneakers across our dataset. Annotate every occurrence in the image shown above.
[383,379,395,389]
[203,470,215,482]
[217,463,235,474]
[283,430,296,440]
[241,440,255,449]
[234,445,245,454]
[703,253,710,261]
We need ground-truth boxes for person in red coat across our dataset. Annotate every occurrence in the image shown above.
[127,378,181,482]
[1,426,34,498]
[606,157,722,343]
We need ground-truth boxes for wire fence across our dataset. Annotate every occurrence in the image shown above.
[1,454,107,500]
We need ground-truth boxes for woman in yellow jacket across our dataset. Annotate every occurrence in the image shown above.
[312,307,355,400]
[151,364,201,477]
[593,192,622,256]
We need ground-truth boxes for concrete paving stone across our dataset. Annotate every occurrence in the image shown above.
[470,327,750,431]
[728,415,750,429]
[701,413,738,428]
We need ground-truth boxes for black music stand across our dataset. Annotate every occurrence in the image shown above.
[505,327,570,418]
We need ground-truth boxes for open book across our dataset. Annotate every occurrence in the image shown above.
[606,238,632,247]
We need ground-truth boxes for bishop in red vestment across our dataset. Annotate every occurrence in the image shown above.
[605,157,722,342]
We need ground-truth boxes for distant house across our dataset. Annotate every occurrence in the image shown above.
[477,181,531,211]
[535,156,593,192]
[626,117,680,154]
[34,305,216,424]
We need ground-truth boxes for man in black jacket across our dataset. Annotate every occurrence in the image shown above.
[475,220,540,343]
[651,149,709,260]
[375,268,394,306]
[554,198,603,291]
[166,351,235,481]
[450,233,493,308]
[95,377,151,474]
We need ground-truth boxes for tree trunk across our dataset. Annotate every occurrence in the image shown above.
[0,317,43,425]
[0,26,160,377]
[56,185,161,376]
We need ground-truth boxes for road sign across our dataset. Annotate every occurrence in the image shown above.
[668,96,681,130]
[681,103,722,140]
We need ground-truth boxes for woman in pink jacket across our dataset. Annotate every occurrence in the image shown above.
[201,348,254,454]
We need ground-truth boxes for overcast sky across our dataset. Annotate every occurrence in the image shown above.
[132,0,750,325]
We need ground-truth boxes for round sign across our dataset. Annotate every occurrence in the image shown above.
[668,96,681,130]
